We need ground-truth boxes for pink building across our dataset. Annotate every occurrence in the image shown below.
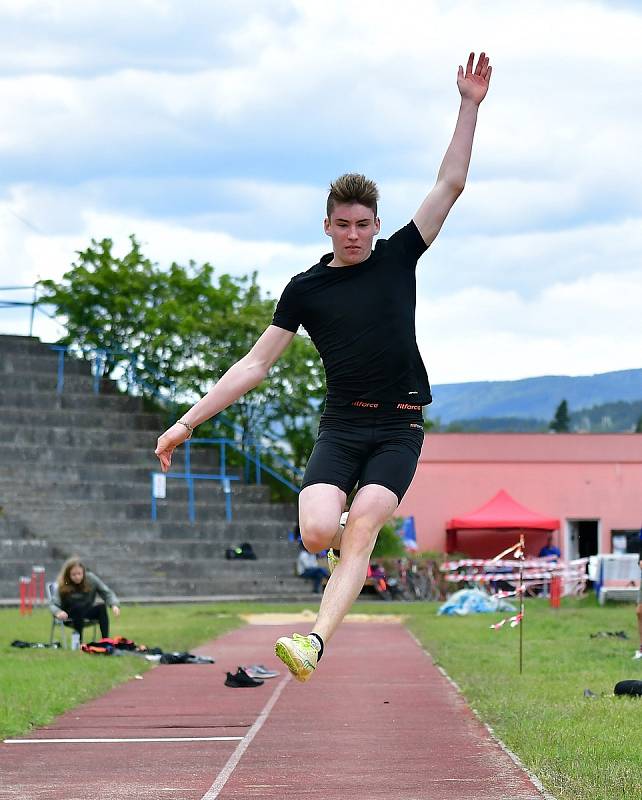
[398,433,642,559]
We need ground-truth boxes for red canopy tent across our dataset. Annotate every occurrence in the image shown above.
[445,489,560,557]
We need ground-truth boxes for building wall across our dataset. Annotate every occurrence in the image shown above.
[397,433,642,557]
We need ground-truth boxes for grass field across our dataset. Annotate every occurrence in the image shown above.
[1,596,641,800]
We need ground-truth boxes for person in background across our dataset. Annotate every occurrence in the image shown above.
[49,557,120,641]
[538,535,561,561]
[296,540,329,594]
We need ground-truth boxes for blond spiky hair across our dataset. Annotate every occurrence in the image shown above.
[326,173,379,219]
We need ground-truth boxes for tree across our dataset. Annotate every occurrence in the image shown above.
[635,415,642,433]
[39,236,325,466]
[549,399,570,433]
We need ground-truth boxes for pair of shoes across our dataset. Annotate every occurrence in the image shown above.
[633,649,642,660]
[225,667,264,687]
[275,633,318,682]
[243,664,280,679]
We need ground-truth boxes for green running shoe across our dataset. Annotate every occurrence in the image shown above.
[327,511,348,574]
[327,548,340,574]
[274,633,318,682]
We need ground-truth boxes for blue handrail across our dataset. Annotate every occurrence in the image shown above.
[150,437,302,523]
[1,286,307,508]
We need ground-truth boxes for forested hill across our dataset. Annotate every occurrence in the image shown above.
[429,368,642,426]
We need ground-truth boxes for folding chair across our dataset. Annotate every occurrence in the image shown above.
[45,581,98,648]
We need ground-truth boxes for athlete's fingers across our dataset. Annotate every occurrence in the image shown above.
[475,52,485,75]
[480,55,490,79]
[466,51,474,75]
[486,65,492,85]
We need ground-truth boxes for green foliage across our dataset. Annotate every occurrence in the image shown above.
[634,414,642,433]
[549,398,570,432]
[39,235,325,467]
[371,517,407,558]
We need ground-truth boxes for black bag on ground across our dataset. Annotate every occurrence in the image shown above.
[225,542,257,560]
[614,680,642,696]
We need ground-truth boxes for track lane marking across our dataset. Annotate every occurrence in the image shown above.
[201,673,291,799]
[4,736,244,744]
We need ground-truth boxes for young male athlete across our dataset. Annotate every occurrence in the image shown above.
[155,51,492,682]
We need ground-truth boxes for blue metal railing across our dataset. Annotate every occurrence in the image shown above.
[43,343,304,508]
[0,284,306,507]
[150,437,304,523]
[0,284,56,337]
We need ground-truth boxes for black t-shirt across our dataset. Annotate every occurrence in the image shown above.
[272,221,432,405]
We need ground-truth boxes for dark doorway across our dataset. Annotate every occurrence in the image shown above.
[577,520,598,559]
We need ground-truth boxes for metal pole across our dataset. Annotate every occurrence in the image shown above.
[29,283,36,337]
[185,442,195,523]
[151,474,157,521]
[223,478,232,522]
[188,477,195,524]
[56,349,65,395]
[519,532,525,675]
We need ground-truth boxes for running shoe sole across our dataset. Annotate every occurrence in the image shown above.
[274,638,316,683]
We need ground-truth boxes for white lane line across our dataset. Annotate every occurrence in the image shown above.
[4,736,244,744]
[201,673,291,800]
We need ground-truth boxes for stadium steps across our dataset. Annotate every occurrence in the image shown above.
[0,334,301,603]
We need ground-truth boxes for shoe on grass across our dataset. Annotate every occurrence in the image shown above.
[633,649,642,660]
[274,633,318,682]
[224,667,264,687]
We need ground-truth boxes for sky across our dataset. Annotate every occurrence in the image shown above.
[0,0,641,384]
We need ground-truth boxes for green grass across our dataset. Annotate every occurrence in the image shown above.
[402,596,642,800]
[1,597,641,800]
[0,603,244,738]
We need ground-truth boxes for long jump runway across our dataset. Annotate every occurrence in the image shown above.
[1,621,548,800]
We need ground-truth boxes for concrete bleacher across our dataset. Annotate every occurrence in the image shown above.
[0,334,307,603]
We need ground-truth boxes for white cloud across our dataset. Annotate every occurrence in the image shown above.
[418,269,642,383]
[0,0,641,386]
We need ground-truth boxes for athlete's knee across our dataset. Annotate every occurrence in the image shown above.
[636,604,642,619]
[300,520,337,554]
[343,516,380,554]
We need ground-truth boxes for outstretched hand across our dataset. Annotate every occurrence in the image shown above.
[458,51,492,106]
[155,423,191,473]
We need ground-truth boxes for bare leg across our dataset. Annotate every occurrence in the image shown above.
[311,484,398,644]
[298,483,346,553]
[637,603,642,649]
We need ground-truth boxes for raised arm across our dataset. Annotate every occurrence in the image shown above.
[155,324,296,472]
[413,51,492,247]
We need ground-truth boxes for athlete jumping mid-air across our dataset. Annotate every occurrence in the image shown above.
[155,51,492,682]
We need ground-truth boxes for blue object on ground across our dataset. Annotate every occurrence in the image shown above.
[438,588,516,616]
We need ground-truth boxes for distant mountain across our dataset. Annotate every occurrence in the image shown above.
[428,369,642,425]
[443,398,642,433]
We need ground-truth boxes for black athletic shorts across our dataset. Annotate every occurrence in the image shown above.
[301,403,425,504]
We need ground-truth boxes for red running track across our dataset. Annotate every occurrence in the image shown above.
[1,622,549,800]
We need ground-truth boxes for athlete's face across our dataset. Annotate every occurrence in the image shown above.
[324,202,380,266]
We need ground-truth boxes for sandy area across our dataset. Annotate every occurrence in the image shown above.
[241,610,405,625]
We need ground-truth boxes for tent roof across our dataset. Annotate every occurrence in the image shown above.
[446,489,560,532]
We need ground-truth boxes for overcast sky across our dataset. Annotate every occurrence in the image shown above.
[1,0,640,384]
